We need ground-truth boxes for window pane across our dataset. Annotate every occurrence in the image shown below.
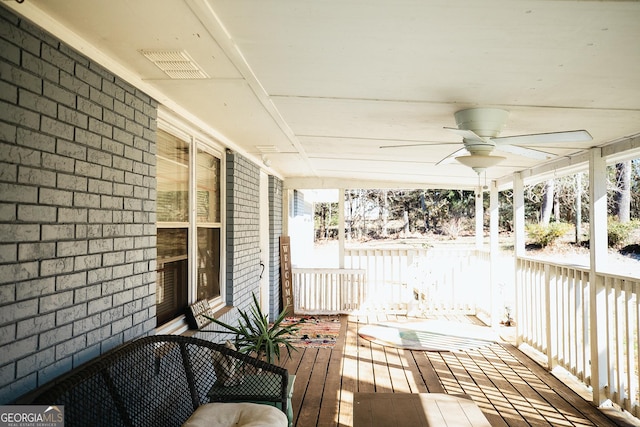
[197,227,220,300]
[156,228,188,325]
[155,128,224,326]
[157,130,189,222]
[197,149,221,223]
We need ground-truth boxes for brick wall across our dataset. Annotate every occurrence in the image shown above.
[0,6,157,403]
[292,189,311,217]
[224,151,262,313]
[194,155,282,335]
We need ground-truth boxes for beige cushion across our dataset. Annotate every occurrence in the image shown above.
[182,402,288,427]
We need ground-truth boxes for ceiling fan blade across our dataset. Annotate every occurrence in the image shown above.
[444,127,486,143]
[379,142,458,149]
[494,144,555,160]
[491,130,592,145]
[436,147,468,166]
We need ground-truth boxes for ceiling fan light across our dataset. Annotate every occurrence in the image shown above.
[455,154,506,173]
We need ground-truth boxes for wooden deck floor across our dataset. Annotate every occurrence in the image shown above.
[277,313,637,427]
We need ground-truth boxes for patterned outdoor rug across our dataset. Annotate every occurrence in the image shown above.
[358,320,497,352]
[281,315,342,348]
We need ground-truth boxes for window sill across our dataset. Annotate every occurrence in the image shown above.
[154,315,189,336]
[182,303,233,338]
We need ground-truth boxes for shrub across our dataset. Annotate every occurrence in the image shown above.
[441,217,461,239]
[526,222,572,247]
[608,218,639,248]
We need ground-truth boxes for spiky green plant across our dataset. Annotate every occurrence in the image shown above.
[204,293,300,364]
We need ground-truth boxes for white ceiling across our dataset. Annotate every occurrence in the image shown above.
[9,0,640,189]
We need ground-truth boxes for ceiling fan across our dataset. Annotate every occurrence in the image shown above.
[442,108,592,173]
[382,108,593,174]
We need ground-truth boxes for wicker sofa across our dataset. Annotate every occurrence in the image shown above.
[15,335,290,427]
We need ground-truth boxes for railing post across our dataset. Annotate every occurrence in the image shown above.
[489,180,500,326]
[545,264,557,370]
[513,172,525,346]
[338,188,345,269]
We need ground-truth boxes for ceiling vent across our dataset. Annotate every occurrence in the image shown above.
[139,49,209,79]
[255,145,280,153]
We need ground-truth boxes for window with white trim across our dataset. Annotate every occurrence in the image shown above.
[156,128,223,326]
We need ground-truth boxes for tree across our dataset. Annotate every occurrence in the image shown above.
[380,190,389,237]
[540,179,554,225]
[574,173,583,243]
[615,161,631,223]
[346,190,354,240]
[314,163,639,242]
[314,201,338,240]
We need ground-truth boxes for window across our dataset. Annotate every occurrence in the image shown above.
[196,149,221,301]
[156,129,223,326]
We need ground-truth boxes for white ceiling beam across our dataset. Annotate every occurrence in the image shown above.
[495,133,640,190]
[601,133,640,163]
[284,177,477,191]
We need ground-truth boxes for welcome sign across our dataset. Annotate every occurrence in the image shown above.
[279,236,294,316]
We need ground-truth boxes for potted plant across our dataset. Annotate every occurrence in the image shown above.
[204,293,301,364]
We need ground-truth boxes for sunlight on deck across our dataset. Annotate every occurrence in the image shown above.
[281,314,638,426]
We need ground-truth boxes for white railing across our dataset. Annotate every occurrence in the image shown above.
[603,273,640,414]
[292,246,493,316]
[345,246,491,314]
[344,247,427,312]
[292,268,366,314]
[516,257,640,416]
[516,259,591,384]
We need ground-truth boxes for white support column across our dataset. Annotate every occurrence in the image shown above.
[513,172,525,346]
[513,173,525,257]
[282,189,290,237]
[589,148,608,406]
[589,149,608,272]
[338,188,345,269]
[475,188,484,249]
[489,181,499,326]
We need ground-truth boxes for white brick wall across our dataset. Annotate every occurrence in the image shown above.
[0,5,157,402]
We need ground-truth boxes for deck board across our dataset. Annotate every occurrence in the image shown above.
[298,349,331,426]
[371,342,393,392]
[277,314,632,427]
[398,349,428,394]
[316,317,347,426]
[289,347,317,423]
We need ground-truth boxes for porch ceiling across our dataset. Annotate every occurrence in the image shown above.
[10,0,640,189]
